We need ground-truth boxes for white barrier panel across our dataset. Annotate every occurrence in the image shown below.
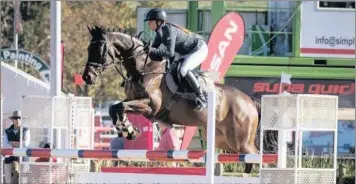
[19,95,94,183]
[75,172,260,184]
[260,94,338,184]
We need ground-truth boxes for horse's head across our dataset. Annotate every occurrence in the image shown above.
[82,26,118,84]
[82,25,150,85]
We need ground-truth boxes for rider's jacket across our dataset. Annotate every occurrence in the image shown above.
[149,23,204,59]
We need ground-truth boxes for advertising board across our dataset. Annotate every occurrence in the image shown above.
[300,1,355,58]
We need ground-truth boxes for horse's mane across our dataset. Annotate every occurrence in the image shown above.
[90,25,143,43]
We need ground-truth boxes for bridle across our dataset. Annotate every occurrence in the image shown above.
[85,39,128,80]
[85,33,165,81]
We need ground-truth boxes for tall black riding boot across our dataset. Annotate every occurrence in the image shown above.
[185,70,207,110]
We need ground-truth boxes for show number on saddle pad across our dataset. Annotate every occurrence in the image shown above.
[200,12,245,83]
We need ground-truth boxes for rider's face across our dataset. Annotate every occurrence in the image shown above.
[148,20,157,30]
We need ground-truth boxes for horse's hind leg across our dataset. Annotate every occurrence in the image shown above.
[234,117,259,175]
[241,143,259,174]
[241,118,259,174]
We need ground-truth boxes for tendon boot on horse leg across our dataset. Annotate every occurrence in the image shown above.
[109,99,153,140]
[185,70,207,110]
[109,102,140,140]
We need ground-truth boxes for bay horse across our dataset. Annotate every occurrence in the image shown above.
[82,26,274,174]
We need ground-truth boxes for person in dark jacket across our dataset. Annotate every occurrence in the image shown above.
[144,8,209,110]
[3,110,31,184]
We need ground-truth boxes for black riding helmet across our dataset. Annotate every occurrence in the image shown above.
[144,8,167,22]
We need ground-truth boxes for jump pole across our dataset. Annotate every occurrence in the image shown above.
[206,90,216,184]
[0,148,279,163]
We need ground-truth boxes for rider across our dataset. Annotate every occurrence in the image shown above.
[144,8,209,110]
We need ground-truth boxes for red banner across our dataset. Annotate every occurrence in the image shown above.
[200,12,245,82]
[182,13,245,151]
[74,74,84,86]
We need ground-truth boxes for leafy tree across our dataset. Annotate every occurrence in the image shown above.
[1,1,50,78]
[1,1,183,106]
[1,1,14,48]
[61,1,178,105]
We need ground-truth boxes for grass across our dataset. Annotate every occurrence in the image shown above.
[90,157,355,177]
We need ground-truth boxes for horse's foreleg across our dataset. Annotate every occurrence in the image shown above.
[122,98,153,116]
[109,98,152,140]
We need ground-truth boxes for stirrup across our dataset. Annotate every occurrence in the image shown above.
[194,97,207,109]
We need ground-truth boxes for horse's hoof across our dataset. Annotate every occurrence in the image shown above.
[134,127,141,135]
[242,173,252,177]
[117,132,123,138]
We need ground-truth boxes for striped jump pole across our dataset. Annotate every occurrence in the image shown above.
[101,167,207,176]
[0,148,278,164]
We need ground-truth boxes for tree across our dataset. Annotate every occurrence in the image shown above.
[1,1,183,105]
[0,1,14,48]
[1,1,50,78]
[61,1,177,105]
[61,2,137,104]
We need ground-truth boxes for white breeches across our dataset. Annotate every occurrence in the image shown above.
[180,42,208,77]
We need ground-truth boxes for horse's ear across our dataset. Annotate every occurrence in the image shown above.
[94,25,100,32]
[87,25,93,36]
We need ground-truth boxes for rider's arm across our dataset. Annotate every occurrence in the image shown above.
[151,32,161,49]
[150,24,176,58]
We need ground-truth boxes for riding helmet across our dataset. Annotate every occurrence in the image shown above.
[144,8,167,22]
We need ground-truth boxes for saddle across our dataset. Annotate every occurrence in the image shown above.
[154,56,214,122]
[164,56,210,100]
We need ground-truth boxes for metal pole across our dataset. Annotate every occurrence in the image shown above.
[50,0,62,166]
[50,0,61,97]
[13,0,20,68]
[206,90,216,184]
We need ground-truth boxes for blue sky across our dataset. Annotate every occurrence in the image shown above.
[302,121,355,154]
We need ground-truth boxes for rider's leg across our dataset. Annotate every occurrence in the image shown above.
[185,70,207,109]
[180,42,209,109]
[180,42,208,77]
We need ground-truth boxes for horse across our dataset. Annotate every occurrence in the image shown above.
[82,25,275,174]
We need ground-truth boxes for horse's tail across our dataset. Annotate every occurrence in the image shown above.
[250,96,262,151]
[250,96,278,154]
[250,96,261,121]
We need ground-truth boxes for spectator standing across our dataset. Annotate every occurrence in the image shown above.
[3,110,31,184]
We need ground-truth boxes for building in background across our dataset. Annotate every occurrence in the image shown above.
[137,1,355,152]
